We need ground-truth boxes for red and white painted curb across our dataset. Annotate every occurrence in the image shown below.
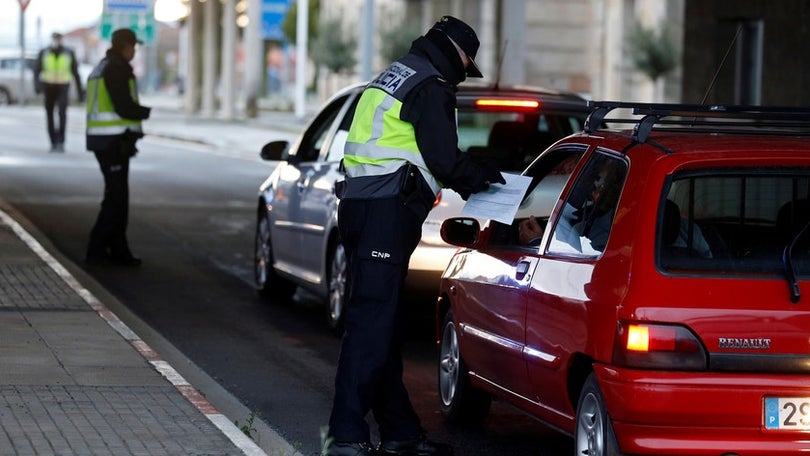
[0,209,267,456]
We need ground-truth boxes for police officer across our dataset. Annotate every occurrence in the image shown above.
[33,32,84,152]
[85,28,151,267]
[327,16,504,456]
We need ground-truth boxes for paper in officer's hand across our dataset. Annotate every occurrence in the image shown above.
[461,173,532,225]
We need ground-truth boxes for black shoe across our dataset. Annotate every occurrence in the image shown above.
[108,254,142,267]
[326,441,377,456]
[379,435,453,456]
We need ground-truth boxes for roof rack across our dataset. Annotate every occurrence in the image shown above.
[584,101,810,143]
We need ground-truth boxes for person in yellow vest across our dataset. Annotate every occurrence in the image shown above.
[326,16,504,456]
[33,32,84,152]
[84,28,151,267]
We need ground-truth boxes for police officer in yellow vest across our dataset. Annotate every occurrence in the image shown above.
[34,32,84,152]
[84,28,151,267]
[327,16,504,456]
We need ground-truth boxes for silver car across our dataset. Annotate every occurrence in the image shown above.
[0,52,36,105]
[254,82,591,332]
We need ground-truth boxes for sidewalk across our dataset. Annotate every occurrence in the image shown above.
[0,196,267,454]
[0,95,315,455]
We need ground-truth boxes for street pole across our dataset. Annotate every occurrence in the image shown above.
[18,0,28,106]
[360,0,374,81]
[294,0,308,119]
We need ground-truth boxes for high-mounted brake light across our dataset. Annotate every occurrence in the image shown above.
[474,98,540,111]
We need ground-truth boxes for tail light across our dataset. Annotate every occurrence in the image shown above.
[612,321,707,370]
[433,190,442,208]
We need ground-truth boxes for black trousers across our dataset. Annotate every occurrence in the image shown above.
[43,83,69,146]
[329,197,425,444]
[87,140,133,259]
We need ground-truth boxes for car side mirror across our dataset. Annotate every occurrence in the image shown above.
[441,217,481,248]
[260,140,290,161]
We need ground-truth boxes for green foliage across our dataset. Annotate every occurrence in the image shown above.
[319,425,333,456]
[379,21,422,63]
[234,410,262,442]
[625,20,679,82]
[282,0,321,45]
[311,17,357,74]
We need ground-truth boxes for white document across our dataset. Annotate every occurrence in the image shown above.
[461,173,533,225]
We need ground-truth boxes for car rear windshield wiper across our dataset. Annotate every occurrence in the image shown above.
[783,220,810,303]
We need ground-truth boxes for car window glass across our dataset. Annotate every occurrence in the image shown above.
[458,110,588,173]
[548,151,628,256]
[325,95,359,162]
[294,94,349,162]
[660,171,810,276]
[487,146,586,247]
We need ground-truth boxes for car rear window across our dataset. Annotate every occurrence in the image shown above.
[457,110,586,172]
[659,169,810,276]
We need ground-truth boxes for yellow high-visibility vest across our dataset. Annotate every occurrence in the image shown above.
[86,60,142,138]
[342,54,443,198]
[40,51,73,84]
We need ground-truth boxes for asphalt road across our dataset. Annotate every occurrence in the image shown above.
[0,105,573,456]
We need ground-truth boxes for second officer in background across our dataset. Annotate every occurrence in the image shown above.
[85,28,151,267]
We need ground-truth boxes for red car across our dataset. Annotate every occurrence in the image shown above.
[437,103,810,456]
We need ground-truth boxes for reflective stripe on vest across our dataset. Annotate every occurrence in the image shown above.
[40,51,72,84]
[343,55,443,197]
[86,63,142,137]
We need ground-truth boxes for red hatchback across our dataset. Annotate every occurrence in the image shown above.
[436,103,810,456]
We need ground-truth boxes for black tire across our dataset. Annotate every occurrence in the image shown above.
[254,209,296,300]
[438,310,491,424]
[326,241,347,335]
[575,373,622,456]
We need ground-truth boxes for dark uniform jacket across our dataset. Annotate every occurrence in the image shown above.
[86,50,151,152]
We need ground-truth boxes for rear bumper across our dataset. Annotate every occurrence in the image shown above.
[594,364,810,455]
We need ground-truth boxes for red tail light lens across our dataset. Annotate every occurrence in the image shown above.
[474,98,540,112]
[433,190,442,208]
[613,322,707,370]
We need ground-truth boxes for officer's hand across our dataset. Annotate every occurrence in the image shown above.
[483,167,506,186]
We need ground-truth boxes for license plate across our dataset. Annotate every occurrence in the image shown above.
[764,397,810,430]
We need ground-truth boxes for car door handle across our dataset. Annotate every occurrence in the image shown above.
[515,260,532,281]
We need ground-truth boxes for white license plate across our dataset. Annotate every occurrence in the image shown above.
[764,397,810,430]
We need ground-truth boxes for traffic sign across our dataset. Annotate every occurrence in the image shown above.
[262,0,292,41]
[105,0,153,13]
[17,0,32,12]
[100,10,156,44]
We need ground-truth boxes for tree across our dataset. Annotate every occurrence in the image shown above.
[625,20,678,82]
[310,17,357,74]
[282,0,321,46]
[378,21,421,63]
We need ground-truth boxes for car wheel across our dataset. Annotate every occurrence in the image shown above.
[327,241,347,335]
[575,373,621,456]
[0,88,11,105]
[254,208,296,300]
[438,310,491,424]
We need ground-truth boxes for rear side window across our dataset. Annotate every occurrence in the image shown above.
[659,170,810,276]
[548,151,628,256]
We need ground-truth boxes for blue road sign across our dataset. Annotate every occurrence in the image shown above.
[262,0,292,41]
[105,0,152,13]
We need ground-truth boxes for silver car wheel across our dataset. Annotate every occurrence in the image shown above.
[327,243,346,331]
[576,374,606,456]
[254,215,271,288]
[439,318,459,407]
